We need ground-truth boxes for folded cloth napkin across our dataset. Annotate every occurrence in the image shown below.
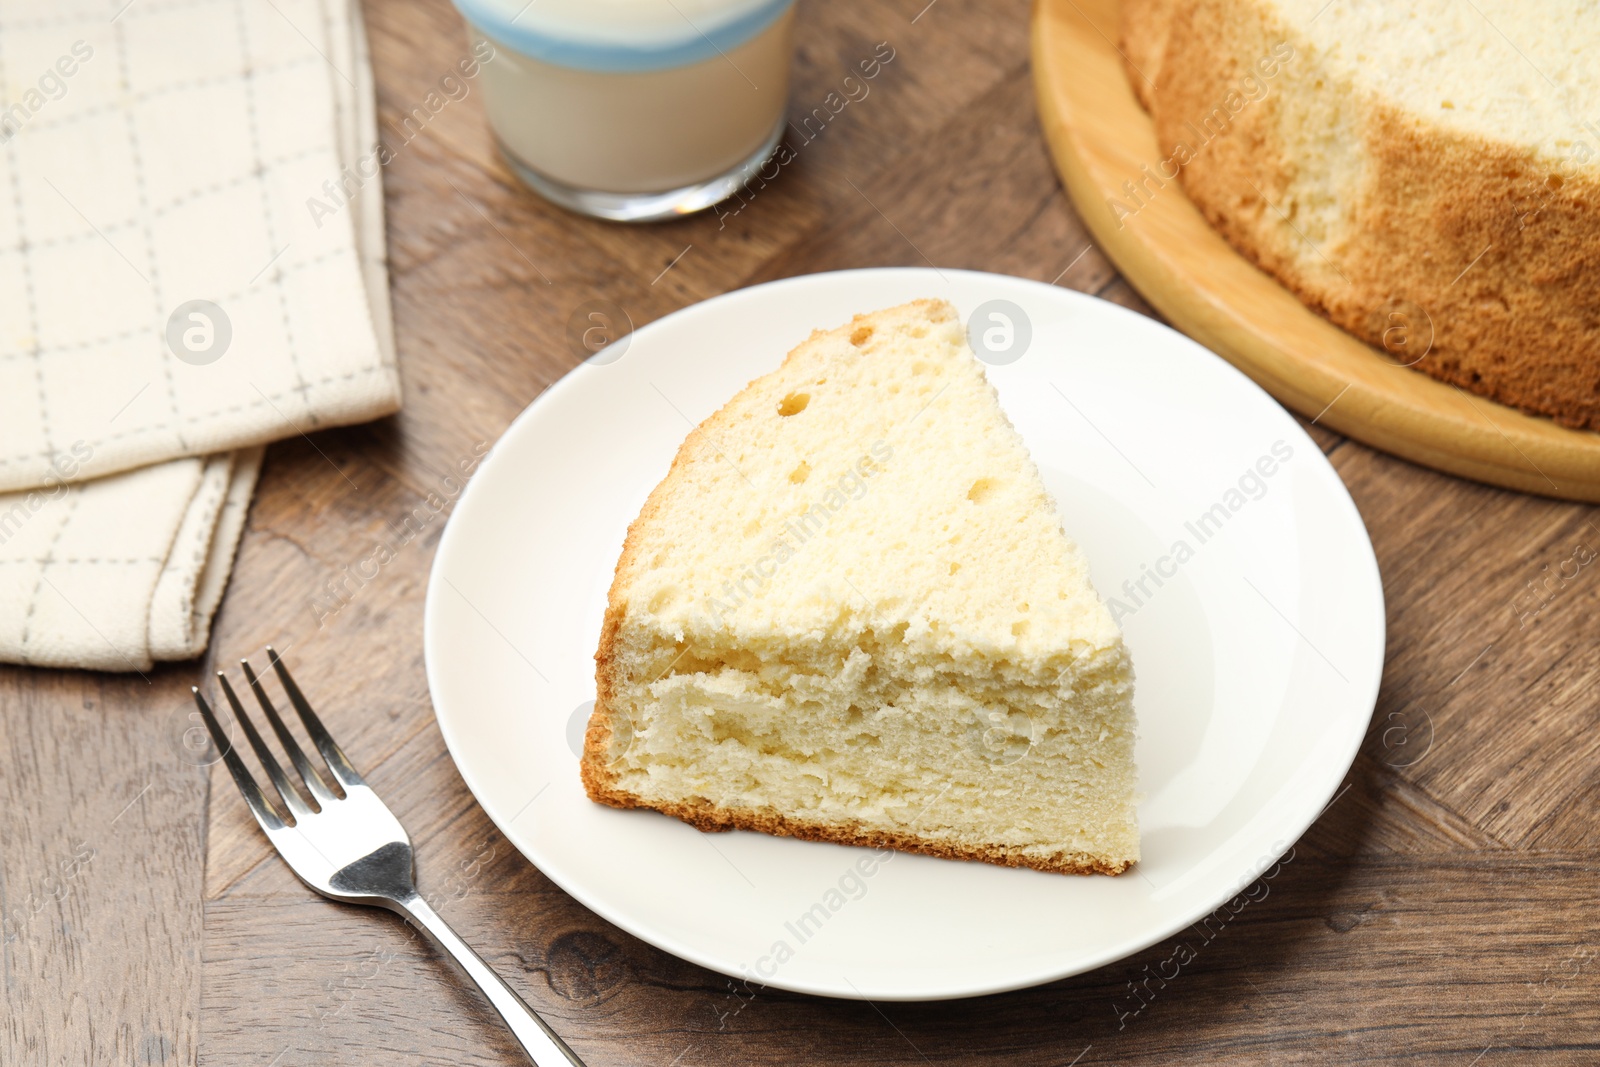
[0,0,399,670]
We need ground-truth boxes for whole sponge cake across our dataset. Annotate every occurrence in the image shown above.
[581,299,1139,876]
[1122,0,1600,429]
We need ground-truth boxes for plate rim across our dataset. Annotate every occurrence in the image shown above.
[423,266,1386,1001]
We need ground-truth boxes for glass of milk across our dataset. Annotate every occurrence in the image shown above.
[452,0,796,222]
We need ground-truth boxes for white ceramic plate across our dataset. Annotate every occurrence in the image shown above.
[423,268,1384,1001]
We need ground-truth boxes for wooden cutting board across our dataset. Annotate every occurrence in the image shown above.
[1031,0,1600,502]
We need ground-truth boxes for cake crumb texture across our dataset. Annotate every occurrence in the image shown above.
[582,299,1139,875]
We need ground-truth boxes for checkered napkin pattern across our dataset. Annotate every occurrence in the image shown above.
[0,0,399,671]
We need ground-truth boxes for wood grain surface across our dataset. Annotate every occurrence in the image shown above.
[1032,0,1600,503]
[4,0,1599,1063]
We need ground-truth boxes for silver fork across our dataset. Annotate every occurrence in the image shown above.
[193,647,584,1066]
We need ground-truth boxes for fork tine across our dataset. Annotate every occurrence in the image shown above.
[267,646,366,789]
[241,659,338,806]
[191,687,286,832]
[217,673,311,821]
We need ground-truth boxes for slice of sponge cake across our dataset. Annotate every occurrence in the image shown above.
[582,298,1138,875]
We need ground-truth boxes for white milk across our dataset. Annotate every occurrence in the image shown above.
[454,0,795,221]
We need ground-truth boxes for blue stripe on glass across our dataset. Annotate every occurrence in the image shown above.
[454,0,793,73]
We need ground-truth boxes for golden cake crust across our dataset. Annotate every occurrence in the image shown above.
[1118,0,1174,111]
[579,779,1131,876]
[1121,0,1600,430]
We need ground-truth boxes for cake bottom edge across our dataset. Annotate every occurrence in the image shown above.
[583,781,1136,877]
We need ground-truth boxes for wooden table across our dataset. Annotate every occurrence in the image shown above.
[5,0,1598,1063]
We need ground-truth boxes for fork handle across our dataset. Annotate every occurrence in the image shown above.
[396,893,586,1066]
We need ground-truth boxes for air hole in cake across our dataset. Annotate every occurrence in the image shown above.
[1012,620,1030,637]
[912,361,930,375]
[708,714,751,745]
[648,587,680,613]
[789,461,810,484]
[968,478,999,503]
[948,562,961,575]
[743,518,761,537]
[776,392,810,416]
[850,325,874,346]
